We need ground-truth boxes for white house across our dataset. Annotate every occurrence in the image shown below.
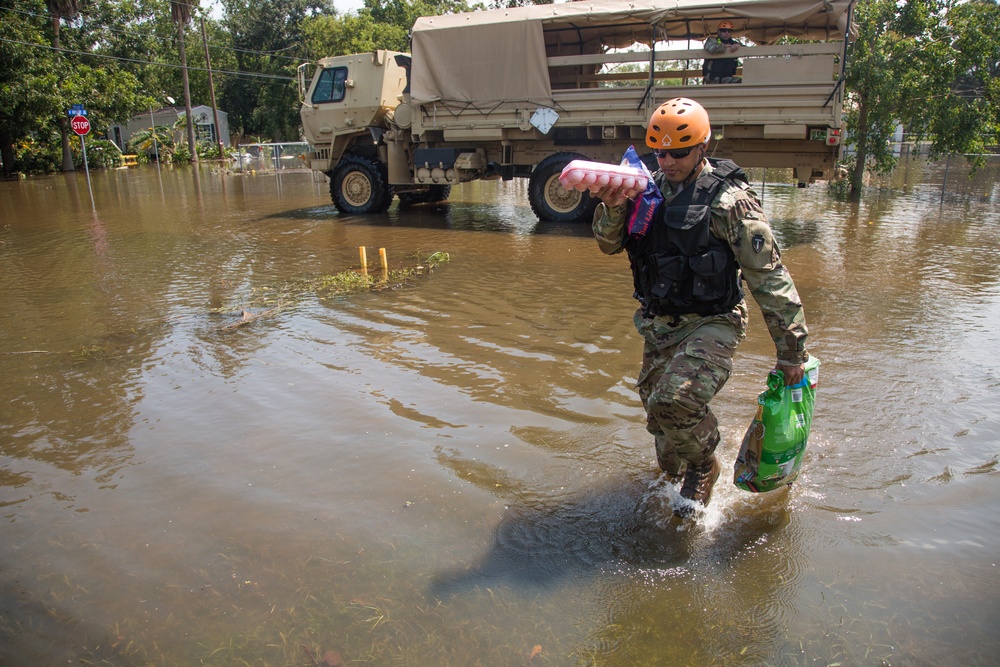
[108,105,230,152]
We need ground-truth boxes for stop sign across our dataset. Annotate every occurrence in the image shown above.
[70,114,90,136]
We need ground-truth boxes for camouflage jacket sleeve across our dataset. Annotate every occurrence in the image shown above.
[703,36,727,54]
[709,176,809,365]
[592,202,629,255]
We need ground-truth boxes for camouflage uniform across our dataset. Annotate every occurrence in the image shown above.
[593,162,808,473]
[703,36,742,84]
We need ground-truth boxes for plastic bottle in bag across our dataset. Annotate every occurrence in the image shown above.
[734,356,820,492]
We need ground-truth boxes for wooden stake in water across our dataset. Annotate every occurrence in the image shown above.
[359,246,368,277]
[379,248,388,279]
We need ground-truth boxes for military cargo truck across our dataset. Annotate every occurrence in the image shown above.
[298,0,854,221]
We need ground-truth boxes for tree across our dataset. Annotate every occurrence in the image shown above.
[0,3,57,175]
[302,13,409,57]
[84,0,190,108]
[843,0,1000,195]
[2,1,171,175]
[302,0,484,60]
[220,0,331,140]
[171,0,199,162]
[906,0,1000,163]
[45,0,81,171]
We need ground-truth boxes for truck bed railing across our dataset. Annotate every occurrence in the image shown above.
[545,42,841,70]
[419,42,842,131]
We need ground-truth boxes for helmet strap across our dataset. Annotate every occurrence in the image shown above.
[681,147,707,187]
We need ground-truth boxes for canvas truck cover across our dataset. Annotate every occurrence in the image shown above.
[410,0,854,107]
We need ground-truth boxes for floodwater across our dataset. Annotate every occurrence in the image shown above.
[1,157,998,666]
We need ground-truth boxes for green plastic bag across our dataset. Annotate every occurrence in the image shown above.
[734,356,820,492]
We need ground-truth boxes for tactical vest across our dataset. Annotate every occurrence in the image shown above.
[624,159,746,318]
[705,39,739,78]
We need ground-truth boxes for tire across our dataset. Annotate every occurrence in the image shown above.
[528,152,598,222]
[397,185,451,205]
[330,154,393,214]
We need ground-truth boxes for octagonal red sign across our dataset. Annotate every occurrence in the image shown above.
[71,115,91,136]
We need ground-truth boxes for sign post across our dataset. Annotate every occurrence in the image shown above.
[68,105,95,208]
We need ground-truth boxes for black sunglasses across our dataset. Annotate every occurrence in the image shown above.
[652,147,694,159]
[719,28,732,32]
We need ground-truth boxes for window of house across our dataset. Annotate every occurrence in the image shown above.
[196,123,217,143]
[312,67,348,104]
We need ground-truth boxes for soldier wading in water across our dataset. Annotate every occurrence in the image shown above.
[591,98,810,519]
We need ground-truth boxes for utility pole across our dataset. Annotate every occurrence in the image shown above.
[177,20,198,162]
[201,16,226,160]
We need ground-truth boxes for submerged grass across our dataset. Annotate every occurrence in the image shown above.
[213,251,451,330]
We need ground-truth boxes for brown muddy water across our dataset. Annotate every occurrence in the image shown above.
[1,158,999,666]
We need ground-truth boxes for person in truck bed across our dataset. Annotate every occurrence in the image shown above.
[702,20,743,84]
[589,98,810,519]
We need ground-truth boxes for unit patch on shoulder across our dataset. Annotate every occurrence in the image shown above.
[752,233,766,253]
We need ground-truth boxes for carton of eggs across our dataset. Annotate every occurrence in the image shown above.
[558,160,649,197]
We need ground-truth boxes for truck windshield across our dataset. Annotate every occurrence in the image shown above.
[312,67,348,104]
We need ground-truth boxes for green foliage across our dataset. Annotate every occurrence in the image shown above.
[843,0,931,190]
[425,251,451,264]
[0,1,59,174]
[219,0,320,140]
[914,0,1000,161]
[196,140,225,159]
[844,0,1000,194]
[127,126,175,160]
[172,142,192,163]
[59,63,149,128]
[302,0,486,59]
[0,0,493,173]
[0,0,169,173]
[13,134,63,174]
[302,14,410,57]
[85,138,125,168]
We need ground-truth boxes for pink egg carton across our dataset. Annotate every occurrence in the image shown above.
[558,160,649,197]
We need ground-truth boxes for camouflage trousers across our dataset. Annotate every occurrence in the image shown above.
[633,305,748,472]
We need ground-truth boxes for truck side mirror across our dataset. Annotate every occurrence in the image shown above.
[297,63,312,107]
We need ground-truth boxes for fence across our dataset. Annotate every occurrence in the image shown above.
[232,142,313,173]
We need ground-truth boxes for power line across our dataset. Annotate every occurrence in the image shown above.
[0,37,295,82]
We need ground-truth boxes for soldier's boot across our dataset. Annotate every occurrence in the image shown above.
[654,435,686,483]
[674,455,721,519]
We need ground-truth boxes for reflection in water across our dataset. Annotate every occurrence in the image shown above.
[430,441,804,666]
[429,476,679,595]
[1,158,999,665]
[427,470,790,591]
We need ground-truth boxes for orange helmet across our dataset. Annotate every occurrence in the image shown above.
[646,98,712,150]
[718,20,735,30]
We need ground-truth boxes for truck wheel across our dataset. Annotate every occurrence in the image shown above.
[398,185,451,205]
[331,155,393,214]
[528,152,598,222]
